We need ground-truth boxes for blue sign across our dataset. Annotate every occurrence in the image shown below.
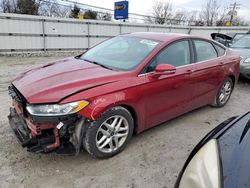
[114,1,129,20]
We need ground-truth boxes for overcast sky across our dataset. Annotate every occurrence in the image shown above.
[79,0,250,21]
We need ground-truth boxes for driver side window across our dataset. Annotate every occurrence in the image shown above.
[147,40,191,72]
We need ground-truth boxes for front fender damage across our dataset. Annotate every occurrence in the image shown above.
[78,91,128,121]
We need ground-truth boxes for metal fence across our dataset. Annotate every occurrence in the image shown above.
[0,13,250,52]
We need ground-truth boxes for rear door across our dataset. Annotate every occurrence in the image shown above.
[190,39,226,108]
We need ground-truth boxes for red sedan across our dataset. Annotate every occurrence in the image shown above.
[8,32,240,158]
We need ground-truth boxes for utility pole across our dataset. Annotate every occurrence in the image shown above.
[229,2,240,26]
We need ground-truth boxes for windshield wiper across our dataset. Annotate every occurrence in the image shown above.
[82,59,114,70]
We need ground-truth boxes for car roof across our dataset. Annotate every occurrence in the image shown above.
[123,32,195,42]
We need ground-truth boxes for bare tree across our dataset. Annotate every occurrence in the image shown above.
[144,15,154,24]
[39,0,59,17]
[39,0,69,17]
[54,6,70,17]
[0,0,17,13]
[39,0,58,17]
[200,0,248,26]
[149,0,173,24]
[217,8,248,26]
[216,7,228,26]
[186,10,199,25]
[200,0,220,26]
[231,15,248,26]
[172,10,187,25]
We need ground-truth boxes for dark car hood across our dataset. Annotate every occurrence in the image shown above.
[12,58,123,104]
[217,112,250,188]
[230,48,250,58]
[175,113,250,188]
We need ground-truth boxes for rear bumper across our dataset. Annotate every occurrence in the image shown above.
[8,107,86,155]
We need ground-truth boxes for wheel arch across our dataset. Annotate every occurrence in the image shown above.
[119,104,138,134]
[98,103,138,134]
[79,99,140,133]
[228,75,236,88]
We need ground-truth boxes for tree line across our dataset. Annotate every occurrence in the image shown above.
[0,0,248,26]
[0,0,111,20]
[147,0,248,26]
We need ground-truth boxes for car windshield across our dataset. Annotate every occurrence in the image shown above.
[232,33,246,43]
[80,36,160,71]
[231,34,250,48]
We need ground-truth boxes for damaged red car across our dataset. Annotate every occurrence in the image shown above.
[8,32,240,158]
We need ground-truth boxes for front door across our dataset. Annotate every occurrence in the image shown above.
[140,40,196,129]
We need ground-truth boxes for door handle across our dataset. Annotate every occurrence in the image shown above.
[219,62,224,66]
[185,69,194,74]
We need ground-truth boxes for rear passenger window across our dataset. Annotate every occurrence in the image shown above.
[214,44,226,56]
[194,40,217,62]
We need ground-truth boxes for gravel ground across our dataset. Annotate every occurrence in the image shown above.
[0,56,249,188]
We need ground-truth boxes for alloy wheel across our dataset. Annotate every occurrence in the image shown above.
[219,81,232,104]
[95,115,129,153]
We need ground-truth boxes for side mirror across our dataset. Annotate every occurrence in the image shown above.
[154,64,176,76]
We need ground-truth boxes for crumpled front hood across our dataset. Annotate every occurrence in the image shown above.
[12,58,122,104]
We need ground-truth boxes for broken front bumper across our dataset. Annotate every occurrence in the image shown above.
[8,107,87,155]
[8,85,88,155]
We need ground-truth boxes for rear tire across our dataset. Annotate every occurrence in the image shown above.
[212,77,233,107]
[83,106,134,158]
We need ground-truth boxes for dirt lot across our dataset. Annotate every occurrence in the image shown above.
[0,55,249,188]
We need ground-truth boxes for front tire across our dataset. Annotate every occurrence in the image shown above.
[83,106,134,158]
[212,77,233,107]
